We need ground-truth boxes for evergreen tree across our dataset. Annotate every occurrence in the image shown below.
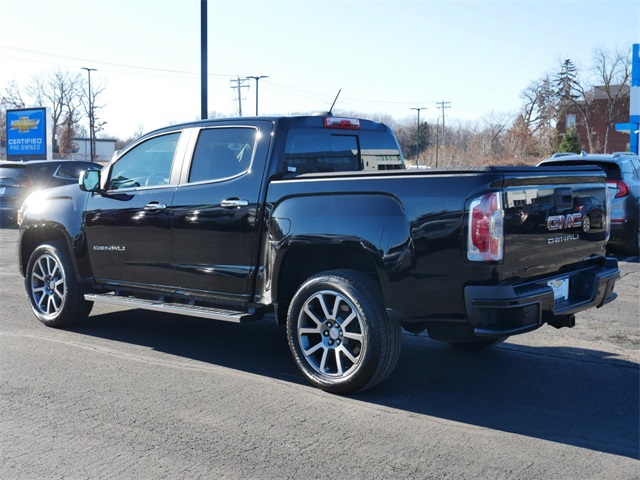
[557,126,581,154]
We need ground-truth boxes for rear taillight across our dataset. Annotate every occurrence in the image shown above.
[606,180,630,198]
[468,192,503,262]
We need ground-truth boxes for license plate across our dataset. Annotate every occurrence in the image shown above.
[548,277,569,302]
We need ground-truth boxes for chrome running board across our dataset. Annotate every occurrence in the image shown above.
[84,292,261,323]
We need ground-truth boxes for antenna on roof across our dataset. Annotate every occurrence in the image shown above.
[329,89,341,114]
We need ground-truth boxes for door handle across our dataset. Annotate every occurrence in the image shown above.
[143,202,167,211]
[221,198,249,208]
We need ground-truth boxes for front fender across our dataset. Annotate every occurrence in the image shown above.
[18,186,92,280]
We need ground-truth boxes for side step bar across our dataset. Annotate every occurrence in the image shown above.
[84,292,261,323]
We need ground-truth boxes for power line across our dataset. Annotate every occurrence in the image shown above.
[436,101,451,149]
[0,45,234,79]
[230,77,249,116]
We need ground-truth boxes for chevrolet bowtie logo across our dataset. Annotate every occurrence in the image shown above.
[10,116,40,133]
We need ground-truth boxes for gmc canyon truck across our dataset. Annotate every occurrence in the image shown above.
[17,115,620,393]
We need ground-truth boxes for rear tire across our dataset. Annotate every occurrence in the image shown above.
[25,241,93,328]
[286,270,401,394]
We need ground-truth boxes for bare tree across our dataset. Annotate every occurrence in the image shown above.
[80,76,107,143]
[0,80,27,150]
[1,80,26,109]
[591,46,631,153]
[504,76,559,161]
[25,70,83,156]
[476,111,512,159]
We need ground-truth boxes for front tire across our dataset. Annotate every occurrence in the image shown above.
[286,270,400,394]
[26,241,93,328]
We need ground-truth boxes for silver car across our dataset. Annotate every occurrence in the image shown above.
[538,152,640,255]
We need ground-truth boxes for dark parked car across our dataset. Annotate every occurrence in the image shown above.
[538,152,640,254]
[0,160,101,226]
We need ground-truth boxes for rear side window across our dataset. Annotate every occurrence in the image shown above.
[631,158,640,178]
[54,162,99,180]
[54,164,82,180]
[619,158,638,180]
[33,164,57,184]
[283,129,402,175]
[189,127,256,183]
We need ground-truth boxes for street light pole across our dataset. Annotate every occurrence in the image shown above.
[81,67,97,161]
[410,107,426,166]
[200,0,208,120]
[246,75,268,116]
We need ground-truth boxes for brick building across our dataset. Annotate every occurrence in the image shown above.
[557,84,630,153]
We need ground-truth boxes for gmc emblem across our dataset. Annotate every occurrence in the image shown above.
[547,213,582,231]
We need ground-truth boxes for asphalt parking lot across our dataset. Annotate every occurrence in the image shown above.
[0,226,638,479]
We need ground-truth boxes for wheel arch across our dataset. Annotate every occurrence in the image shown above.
[19,224,91,281]
[264,193,413,324]
[272,243,384,325]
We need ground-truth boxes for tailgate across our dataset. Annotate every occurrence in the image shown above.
[500,166,609,281]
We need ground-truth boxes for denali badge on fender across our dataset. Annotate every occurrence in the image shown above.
[93,246,126,251]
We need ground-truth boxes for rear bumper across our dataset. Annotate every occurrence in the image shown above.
[464,258,620,337]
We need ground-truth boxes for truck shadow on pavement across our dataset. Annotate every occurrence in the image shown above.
[72,309,639,460]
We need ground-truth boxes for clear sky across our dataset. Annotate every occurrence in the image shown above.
[1,0,638,139]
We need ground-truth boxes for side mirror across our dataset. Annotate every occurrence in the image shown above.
[79,169,101,192]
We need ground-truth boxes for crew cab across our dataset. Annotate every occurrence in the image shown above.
[17,115,620,393]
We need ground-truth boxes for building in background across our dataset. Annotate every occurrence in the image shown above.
[69,138,117,164]
[557,85,630,153]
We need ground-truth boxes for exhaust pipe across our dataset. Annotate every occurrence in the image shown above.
[549,315,576,329]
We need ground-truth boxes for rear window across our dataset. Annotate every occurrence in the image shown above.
[0,166,29,183]
[283,129,403,175]
[541,160,622,180]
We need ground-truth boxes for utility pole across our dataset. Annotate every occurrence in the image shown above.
[410,107,426,166]
[436,101,451,154]
[230,77,249,116]
[435,117,440,168]
[200,0,208,120]
[81,67,97,162]
[246,75,268,116]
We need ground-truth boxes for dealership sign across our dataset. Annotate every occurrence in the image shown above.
[6,107,52,160]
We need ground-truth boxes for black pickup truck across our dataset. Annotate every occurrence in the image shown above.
[17,115,620,393]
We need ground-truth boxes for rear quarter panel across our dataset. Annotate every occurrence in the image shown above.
[264,170,505,319]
